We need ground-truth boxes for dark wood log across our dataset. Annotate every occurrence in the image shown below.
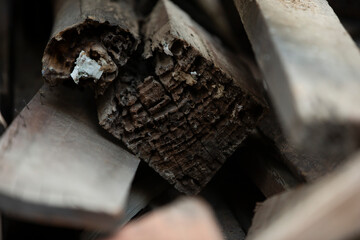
[42,0,140,96]
[234,0,360,160]
[0,84,140,231]
[98,0,267,194]
[247,151,360,240]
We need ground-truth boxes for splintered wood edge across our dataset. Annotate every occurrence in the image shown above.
[0,84,140,230]
[42,0,140,95]
[235,0,360,158]
[247,151,360,240]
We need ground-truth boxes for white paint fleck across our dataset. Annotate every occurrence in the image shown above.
[162,42,173,56]
[70,51,103,84]
[190,71,199,76]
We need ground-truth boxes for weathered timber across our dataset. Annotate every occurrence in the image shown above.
[247,151,360,240]
[42,0,140,96]
[98,0,267,194]
[0,84,140,230]
[103,198,224,240]
[258,113,342,182]
[235,0,360,159]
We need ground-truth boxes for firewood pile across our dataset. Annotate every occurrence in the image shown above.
[0,0,359,239]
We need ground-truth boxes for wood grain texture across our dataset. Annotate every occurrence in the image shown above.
[0,84,139,230]
[258,113,342,182]
[247,151,360,240]
[235,0,360,159]
[42,0,140,96]
[98,0,267,194]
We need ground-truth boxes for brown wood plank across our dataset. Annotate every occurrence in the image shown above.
[247,151,360,240]
[99,0,267,194]
[235,0,360,160]
[0,84,140,231]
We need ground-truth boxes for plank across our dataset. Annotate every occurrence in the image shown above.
[0,84,140,231]
[102,198,224,240]
[235,0,360,159]
[247,151,360,240]
[99,0,267,194]
[258,113,341,182]
[42,0,140,96]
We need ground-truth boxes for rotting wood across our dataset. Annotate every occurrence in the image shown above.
[97,0,267,194]
[235,0,360,159]
[247,151,360,240]
[0,84,139,231]
[42,0,140,96]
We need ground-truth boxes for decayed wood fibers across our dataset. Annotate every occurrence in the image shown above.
[42,0,140,96]
[97,0,266,194]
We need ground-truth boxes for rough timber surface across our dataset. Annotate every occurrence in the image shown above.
[235,0,360,159]
[98,0,266,194]
[42,0,140,96]
[0,84,140,230]
[247,151,360,240]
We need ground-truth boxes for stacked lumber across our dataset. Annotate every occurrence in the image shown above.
[0,0,359,239]
[42,0,267,194]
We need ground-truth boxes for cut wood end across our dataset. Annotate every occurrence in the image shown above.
[42,7,139,96]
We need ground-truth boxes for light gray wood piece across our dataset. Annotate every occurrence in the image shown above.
[235,0,360,158]
[0,84,140,231]
[247,151,360,240]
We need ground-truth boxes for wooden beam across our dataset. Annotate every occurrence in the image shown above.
[258,113,342,182]
[247,151,360,240]
[234,0,360,159]
[98,0,267,194]
[0,84,140,231]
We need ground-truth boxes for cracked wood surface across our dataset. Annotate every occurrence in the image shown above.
[0,84,139,231]
[235,0,360,160]
[98,0,267,194]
